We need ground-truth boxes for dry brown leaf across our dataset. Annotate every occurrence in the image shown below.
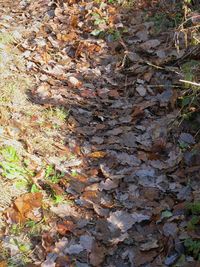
[70,15,78,28]
[14,192,42,214]
[82,190,101,204]
[132,107,145,121]
[57,32,78,42]
[6,193,43,223]
[57,221,75,235]
[89,242,106,266]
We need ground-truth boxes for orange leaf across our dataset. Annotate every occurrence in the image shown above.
[82,190,100,204]
[0,261,7,267]
[88,151,107,158]
[70,15,78,28]
[57,32,77,42]
[14,192,43,215]
[42,51,51,64]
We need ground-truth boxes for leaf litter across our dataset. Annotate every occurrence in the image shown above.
[0,0,199,266]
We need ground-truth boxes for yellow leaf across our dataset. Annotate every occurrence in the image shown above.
[89,151,106,158]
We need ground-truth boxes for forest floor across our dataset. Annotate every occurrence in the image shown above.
[0,0,200,266]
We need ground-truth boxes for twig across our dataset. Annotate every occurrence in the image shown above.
[147,84,180,88]
[146,61,181,75]
[179,79,200,87]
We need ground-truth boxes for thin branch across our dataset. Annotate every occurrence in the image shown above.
[179,79,200,87]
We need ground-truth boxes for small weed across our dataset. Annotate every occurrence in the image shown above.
[45,165,64,184]
[182,203,200,259]
[1,146,19,162]
[181,60,200,87]
[177,60,200,132]
[108,0,134,7]
[44,107,68,128]
[148,9,183,34]
[187,215,200,230]
[186,202,200,215]
[91,12,108,37]
[25,220,42,237]
[53,194,65,205]
[90,2,124,39]
[106,29,121,41]
[0,146,28,180]
[30,184,41,193]
[14,179,29,190]
[92,12,108,26]
[71,169,78,177]
[10,224,23,236]
[44,165,67,203]
[45,164,54,178]
[184,238,200,259]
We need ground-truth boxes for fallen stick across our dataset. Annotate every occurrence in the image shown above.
[179,79,200,87]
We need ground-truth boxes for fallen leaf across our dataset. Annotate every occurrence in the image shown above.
[164,253,179,266]
[134,250,157,266]
[88,151,107,158]
[64,244,84,255]
[79,234,94,252]
[140,239,159,251]
[100,179,119,190]
[107,210,150,232]
[55,256,71,267]
[68,76,82,87]
[51,204,79,218]
[89,242,106,266]
[57,221,75,235]
[0,261,7,267]
[136,85,147,96]
[163,223,178,237]
[6,192,43,223]
[140,39,161,50]
[179,133,195,145]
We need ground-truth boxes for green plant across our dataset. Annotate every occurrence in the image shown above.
[92,12,108,26]
[0,146,28,180]
[30,184,41,193]
[44,107,68,128]
[25,220,43,237]
[10,224,23,236]
[71,169,78,177]
[148,11,182,34]
[91,12,108,36]
[187,215,200,230]
[177,60,200,131]
[184,238,200,259]
[45,165,64,184]
[53,194,65,204]
[1,146,19,162]
[181,60,200,87]
[107,29,121,41]
[108,0,134,7]
[186,202,200,215]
